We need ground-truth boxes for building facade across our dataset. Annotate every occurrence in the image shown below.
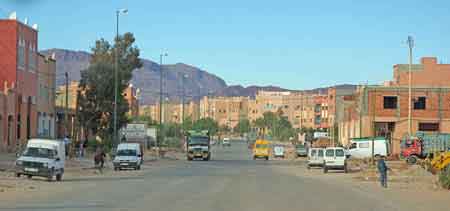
[0,17,39,150]
[37,53,56,138]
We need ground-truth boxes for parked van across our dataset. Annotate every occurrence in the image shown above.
[307,148,325,169]
[113,143,143,171]
[323,147,347,173]
[253,139,270,160]
[15,139,65,181]
[273,145,285,158]
[347,137,388,159]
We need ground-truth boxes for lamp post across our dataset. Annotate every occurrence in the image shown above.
[113,8,128,149]
[407,36,414,137]
[158,53,168,158]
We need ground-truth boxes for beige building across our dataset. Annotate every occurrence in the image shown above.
[200,96,249,128]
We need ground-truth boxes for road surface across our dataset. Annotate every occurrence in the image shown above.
[0,142,433,211]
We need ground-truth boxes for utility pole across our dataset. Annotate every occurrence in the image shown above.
[159,53,167,158]
[114,8,128,149]
[65,72,69,138]
[407,36,414,137]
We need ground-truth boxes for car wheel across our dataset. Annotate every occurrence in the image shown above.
[407,156,418,165]
[56,173,63,181]
[265,156,269,161]
[187,157,193,161]
[16,173,21,178]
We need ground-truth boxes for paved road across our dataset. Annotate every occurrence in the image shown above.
[1,142,406,211]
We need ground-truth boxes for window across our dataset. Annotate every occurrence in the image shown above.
[311,149,317,156]
[314,115,321,125]
[383,96,397,109]
[414,97,426,110]
[314,104,321,112]
[28,43,36,72]
[418,123,439,131]
[18,38,25,69]
[349,143,357,149]
[358,142,369,148]
[336,149,345,157]
[326,149,334,157]
[318,149,324,157]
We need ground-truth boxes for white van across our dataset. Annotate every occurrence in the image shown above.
[273,145,285,158]
[15,139,65,181]
[113,143,143,171]
[323,147,347,173]
[347,137,388,159]
[307,148,325,169]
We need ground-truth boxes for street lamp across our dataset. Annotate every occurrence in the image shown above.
[181,74,188,124]
[158,53,168,158]
[407,36,414,137]
[113,8,128,149]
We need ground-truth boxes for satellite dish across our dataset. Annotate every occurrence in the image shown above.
[9,12,17,20]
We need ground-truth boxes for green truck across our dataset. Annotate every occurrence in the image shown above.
[186,130,211,161]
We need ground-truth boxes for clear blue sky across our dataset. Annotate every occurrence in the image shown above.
[2,0,450,90]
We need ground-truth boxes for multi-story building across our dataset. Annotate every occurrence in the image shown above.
[0,16,39,150]
[124,84,139,118]
[37,53,56,138]
[339,57,450,155]
[200,96,249,128]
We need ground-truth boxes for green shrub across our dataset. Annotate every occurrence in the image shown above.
[438,166,450,189]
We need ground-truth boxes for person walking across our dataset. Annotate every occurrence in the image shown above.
[377,155,390,188]
[94,146,106,173]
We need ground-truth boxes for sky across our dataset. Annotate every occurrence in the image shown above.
[2,0,450,90]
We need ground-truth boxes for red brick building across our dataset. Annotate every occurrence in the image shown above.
[339,57,450,155]
[0,17,39,150]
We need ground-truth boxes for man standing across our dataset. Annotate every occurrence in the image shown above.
[377,155,390,188]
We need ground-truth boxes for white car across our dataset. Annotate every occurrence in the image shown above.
[323,147,348,173]
[273,146,285,158]
[113,143,143,171]
[307,148,325,169]
[15,139,65,182]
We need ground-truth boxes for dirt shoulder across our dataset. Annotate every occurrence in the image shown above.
[274,159,450,211]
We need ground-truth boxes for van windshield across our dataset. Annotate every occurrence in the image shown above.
[117,149,137,156]
[326,149,334,157]
[188,136,209,146]
[22,147,55,159]
[336,149,345,157]
[256,144,268,149]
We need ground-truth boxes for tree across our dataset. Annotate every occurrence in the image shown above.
[78,33,142,146]
[182,116,194,131]
[192,118,219,136]
[234,119,251,135]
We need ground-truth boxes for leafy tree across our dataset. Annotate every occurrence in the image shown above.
[78,33,142,145]
[192,118,219,136]
[234,119,251,135]
[182,116,194,131]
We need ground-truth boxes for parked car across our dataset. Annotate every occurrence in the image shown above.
[222,138,231,147]
[347,137,388,159]
[296,144,308,157]
[273,145,285,158]
[15,139,65,182]
[113,143,143,171]
[307,148,325,169]
[323,147,348,173]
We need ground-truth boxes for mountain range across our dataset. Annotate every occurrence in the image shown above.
[40,49,354,104]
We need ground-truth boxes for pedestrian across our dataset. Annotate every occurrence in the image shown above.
[79,140,84,158]
[94,146,106,173]
[63,136,70,156]
[377,155,390,188]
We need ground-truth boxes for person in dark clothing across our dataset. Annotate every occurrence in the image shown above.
[94,147,106,172]
[377,156,390,188]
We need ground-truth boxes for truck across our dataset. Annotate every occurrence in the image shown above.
[15,139,65,182]
[401,132,450,165]
[347,137,389,159]
[186,130,211,161]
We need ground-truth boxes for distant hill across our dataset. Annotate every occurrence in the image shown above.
[41,49,228,104]
[40,49,356,104]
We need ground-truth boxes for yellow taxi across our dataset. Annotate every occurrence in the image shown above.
[253,139,270,160]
